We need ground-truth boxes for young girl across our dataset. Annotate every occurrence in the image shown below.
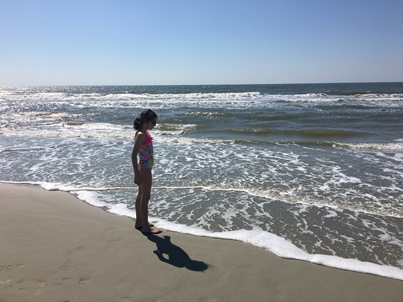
[131,109,161,234]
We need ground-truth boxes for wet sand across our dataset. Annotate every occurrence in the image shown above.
[1,183,402,302]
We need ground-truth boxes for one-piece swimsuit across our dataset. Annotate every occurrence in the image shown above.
[136,130,153,170]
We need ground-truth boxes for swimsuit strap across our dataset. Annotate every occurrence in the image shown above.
[142,131,152,146]
[135,131,152,146]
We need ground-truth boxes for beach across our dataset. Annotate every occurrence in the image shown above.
[1,84,403,277]
[1,183,402,302]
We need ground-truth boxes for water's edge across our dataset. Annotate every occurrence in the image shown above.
[3,180,403,281]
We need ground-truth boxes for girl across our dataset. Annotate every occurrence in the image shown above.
[131,109,161,234]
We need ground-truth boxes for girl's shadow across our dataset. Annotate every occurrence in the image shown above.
[146,234,209,272]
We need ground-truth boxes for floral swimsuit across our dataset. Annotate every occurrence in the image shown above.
[137,131,153,170]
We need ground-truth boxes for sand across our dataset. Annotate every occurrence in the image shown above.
[1,183,402,302]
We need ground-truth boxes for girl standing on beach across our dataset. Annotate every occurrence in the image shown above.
[131,109,161,234]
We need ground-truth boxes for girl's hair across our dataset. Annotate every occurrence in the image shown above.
[133,109,158,130]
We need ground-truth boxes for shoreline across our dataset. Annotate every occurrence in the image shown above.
[1,183,403,301]
[5,181,403,281]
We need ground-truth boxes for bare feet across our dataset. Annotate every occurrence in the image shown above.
[135,223,154,230]
[141,227,162,235]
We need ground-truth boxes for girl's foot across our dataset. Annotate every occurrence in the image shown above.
[141,227,162,235]
[135,223,154,230]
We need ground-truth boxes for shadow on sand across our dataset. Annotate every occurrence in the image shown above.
[145,234,209,272]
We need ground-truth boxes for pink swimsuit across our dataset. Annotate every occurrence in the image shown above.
[136,131,153,170]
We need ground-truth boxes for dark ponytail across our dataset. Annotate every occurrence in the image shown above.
[133,117,142,130]
[133,109,158,130]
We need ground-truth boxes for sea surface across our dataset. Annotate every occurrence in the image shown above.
[1,83,403,280]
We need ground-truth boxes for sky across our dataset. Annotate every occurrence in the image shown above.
[1,0,402,86]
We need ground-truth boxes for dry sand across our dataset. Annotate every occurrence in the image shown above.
[1,183,402,302]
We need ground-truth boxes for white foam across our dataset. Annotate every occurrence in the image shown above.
[334,142,403,152]
[0,90,261,104]
[2,89,402,111]
[74,191,110,208]
[0,119,233,144]
[108,203,136,218]
[71,191,403,281]
[158,123,199,135]
[0,180,69,191]
[151,219,403,281]
[0,181,130,193]
[3,180,403,281]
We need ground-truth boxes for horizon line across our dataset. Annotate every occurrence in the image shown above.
[1,81,403,88]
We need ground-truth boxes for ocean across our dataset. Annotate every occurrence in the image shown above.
[1,83,403,280]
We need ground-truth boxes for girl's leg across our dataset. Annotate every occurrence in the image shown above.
[139,169,160,234]
[134,186,142,229]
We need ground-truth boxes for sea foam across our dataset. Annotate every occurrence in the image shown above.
[63,189,403,281]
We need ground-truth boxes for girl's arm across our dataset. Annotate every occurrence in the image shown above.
[131,132,145,184]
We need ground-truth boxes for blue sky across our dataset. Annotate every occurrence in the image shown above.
[1,0,402,85]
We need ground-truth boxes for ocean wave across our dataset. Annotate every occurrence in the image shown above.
[0,122,132,140]
[333,142,403,152]
[186,111,229,118]
[24,177,400,219]
[151,184,403,218]
[2,116,402,154]
[5,180,400,280]
[4,178,403,224]
[158,123,201,134]
[0,125,235,144]
[232,128,361,138]
[245,113,308,121]
[2,119,398,151]
[0,91,261,102]
[0,181,135,192]
[151,223,403,281]
[1,88,402,107]
[65,186,403,281]
[354,93,403,102]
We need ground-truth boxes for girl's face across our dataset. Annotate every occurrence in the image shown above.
[146,118,158,130]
